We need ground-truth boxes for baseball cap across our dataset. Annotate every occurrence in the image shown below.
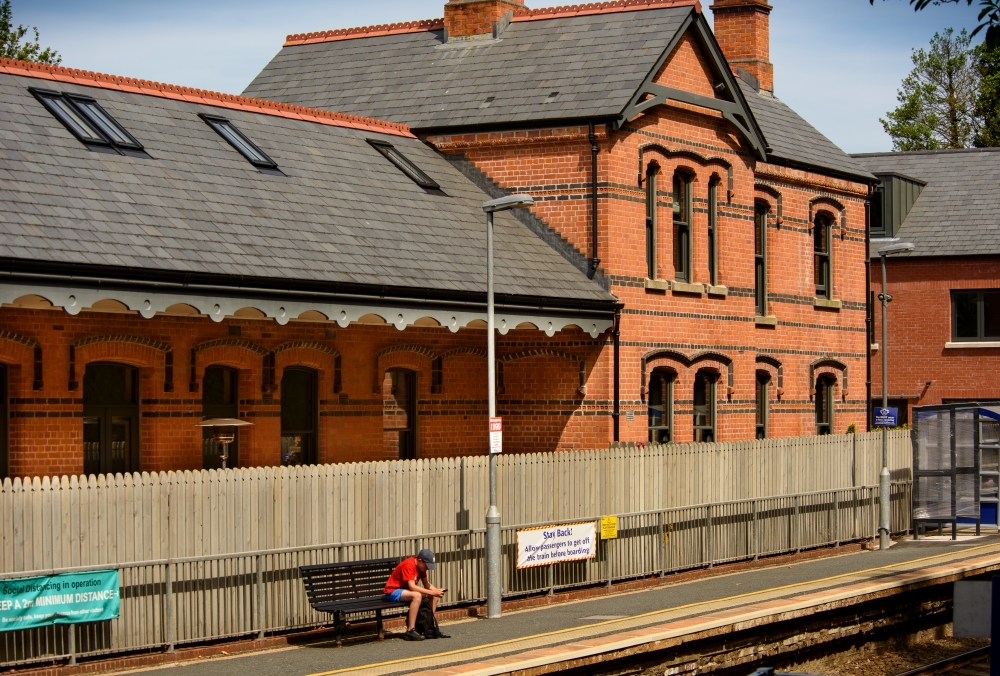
[417,548,436,570]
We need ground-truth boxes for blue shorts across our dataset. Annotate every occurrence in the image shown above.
[384,588,403,602]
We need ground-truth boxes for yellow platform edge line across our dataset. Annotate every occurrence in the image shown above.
[307,542,1000,676]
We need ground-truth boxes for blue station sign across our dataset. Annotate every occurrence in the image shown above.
[873,407,899,428]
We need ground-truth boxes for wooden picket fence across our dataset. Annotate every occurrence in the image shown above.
[0,431,911,574]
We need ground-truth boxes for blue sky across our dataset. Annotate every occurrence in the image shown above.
[12,0,986,152]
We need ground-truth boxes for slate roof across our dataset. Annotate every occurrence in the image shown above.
[0,67,615,306]
[852,148,1000,258]
[737,79,874,182]
[245,5,872,183]
[242,6,693,130]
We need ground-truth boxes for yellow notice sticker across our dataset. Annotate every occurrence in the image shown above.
[600,516,618,540]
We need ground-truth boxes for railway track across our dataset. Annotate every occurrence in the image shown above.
[891,646,991,676]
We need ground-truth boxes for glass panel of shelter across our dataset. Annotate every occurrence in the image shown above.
[82,363,139,475]
[280,367,317,466]
[203,366,239,470]
[383,369,417,460]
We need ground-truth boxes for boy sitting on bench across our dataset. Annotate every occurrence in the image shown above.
[384,548,449,641]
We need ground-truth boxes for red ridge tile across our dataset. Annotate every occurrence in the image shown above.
[285,19,445,46]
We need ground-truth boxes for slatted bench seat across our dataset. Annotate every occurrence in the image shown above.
[300,558,408,645]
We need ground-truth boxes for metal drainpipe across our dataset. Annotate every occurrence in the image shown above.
[589,121,600,276]
[613,307,621,441]
[865,184,873,432]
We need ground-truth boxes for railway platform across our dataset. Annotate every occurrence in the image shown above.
[115,536,1000,676]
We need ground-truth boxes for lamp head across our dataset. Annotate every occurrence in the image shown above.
[482,194,535,213]
[878,242,915,257]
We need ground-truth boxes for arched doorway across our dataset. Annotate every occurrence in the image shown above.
[280,367,317,466]
[384,369,417,460]
[0,364,7,479]
[202,366,239,469]
[83,363,140,475]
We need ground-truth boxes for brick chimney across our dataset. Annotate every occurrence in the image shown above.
[444,0,524,41]
[710,0,773,93]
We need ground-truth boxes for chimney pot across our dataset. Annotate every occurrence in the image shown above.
[710,0,774,92]
[444,0,525,41]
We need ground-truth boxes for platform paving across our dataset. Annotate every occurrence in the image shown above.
[123,536,1000,676]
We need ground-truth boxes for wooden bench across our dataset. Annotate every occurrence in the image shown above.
[300,558,408,645]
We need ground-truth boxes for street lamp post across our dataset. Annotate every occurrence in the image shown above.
[482,194,535,619]
[877,241,914,550]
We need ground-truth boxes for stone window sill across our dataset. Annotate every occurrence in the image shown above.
[945,341,1000,349]
[645,278,670,291]
[671,281,704,295]
[706,285,728,297]
[871,343,880,351]
[755,315,778,326]
[814,297,842,310]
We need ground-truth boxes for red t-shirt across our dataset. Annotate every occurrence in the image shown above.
[384,557,421,593]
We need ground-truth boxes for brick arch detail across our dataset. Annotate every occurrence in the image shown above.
[809,358,848,399]
[190,339,268,393]
[754,183,783,225]
[755,355,784,393]
[193,338,268,356]
[373,345,436,393]
[809,196,848,233]
[638,143,734,198]
[0,331,40,391]
[440,347,487,360]
[73,335,173,393]
[274,341,340,358]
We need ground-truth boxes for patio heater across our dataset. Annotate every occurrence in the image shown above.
[482,193,535,620]
[196,418,253,469]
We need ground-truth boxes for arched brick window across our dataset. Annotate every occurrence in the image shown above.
[815,374,835,435]
[202,366,239,469]
[693,370,717,443]
[814,213,833,299]
[756,371,770,439]
[281,367,317,466]
[647,369,674,444]
[645,163,659,280]
[83,362,139,475]
[755,203,769,317]
[708,177,720,287]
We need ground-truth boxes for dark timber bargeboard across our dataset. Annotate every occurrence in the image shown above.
[299,558,408,645]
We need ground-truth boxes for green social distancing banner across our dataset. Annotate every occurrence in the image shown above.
[0,570,120,632]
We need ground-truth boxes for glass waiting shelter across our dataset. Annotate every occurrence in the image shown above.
[911,403,1000,539]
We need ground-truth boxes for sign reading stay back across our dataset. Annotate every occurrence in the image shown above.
[0,570,120,632]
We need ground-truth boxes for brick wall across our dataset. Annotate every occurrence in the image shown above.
[871,255,1000,420]
[0,306,607,478]
[427,30,869,443]
[444,0,524,38]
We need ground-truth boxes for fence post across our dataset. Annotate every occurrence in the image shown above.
[657,511,665,577]
[752,499,759,562]
[165,561,175,653]
[834,490,840,547]
[794,495,801,554]
[67,623,76,666]
[256,554,265,641]
[707,504,714,569]
[548,564,554,597]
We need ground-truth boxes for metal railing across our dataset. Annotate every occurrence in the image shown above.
[0,482,911,668]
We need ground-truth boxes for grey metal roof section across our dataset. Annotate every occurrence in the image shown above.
[242,7,693,130]
[852,148,1000,257]
[737,79,875,182]
[0,72,615,306]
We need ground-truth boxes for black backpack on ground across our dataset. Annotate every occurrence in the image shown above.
[414,598,438,639]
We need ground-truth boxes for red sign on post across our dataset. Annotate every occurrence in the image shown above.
[489,417,503,455]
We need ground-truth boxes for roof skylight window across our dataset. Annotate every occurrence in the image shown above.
[366,139,440,190]
[31,88,147,156]
[200,114,281,174]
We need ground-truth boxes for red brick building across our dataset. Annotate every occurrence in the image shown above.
[854,148,1000,425]
[0,0,876,479]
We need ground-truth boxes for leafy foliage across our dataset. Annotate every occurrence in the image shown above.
[974,28,1000,145]
[869,0,1000,37]
[881,29,981,150]
[0,0,60,65]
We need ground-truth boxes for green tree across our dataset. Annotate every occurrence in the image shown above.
[881,29,981,150]
[869,0,1000,37]
[974,27,1000,145]
[0,0,60,65]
